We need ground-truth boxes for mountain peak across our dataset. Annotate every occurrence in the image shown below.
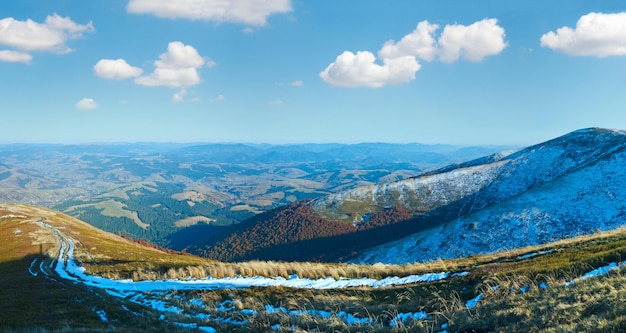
[350,127,626,263]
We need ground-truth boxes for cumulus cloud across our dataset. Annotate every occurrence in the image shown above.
[269,99,284,105]
[76,98,97,111]
[0,50,32,63]
[290,80,303,87]
[319,51,420,88]
[540,12,626,57]
[320,18,507,88]
[126,0,292,26]
[0,14,93,62]
[135,41,208,88]
[438,18,508,63]
[379,20,439,61]
[93,59,143,79]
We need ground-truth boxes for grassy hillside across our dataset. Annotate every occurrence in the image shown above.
[3,204,626,332]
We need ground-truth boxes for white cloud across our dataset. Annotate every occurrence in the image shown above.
[320,18,506,88]
[76,98,97,111]
[0,50,32,63]
[379,20,439,61]
[94,59,143,79]
[210,94,225,102]
[172,88,187,102]
[205,58,217,68]
[0,14,93,62]
[438,18,508,63]
[135,41,208,88]
[540,12,626,57]
[126,0,292,26]
[290,80,303,87]
[269,99,284,105]
[319,51,420,88]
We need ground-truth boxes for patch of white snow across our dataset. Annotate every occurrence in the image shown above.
[465,293,483,309]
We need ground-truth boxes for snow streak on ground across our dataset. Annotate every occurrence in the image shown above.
[465,261,626,309]
[38,220,456,291]
[34,221,462,329]
[564,262,626,286]
[34,220,626,330]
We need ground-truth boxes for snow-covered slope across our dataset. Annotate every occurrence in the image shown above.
[331,128,626,264]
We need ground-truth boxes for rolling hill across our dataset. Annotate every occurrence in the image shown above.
[185,128,626,264]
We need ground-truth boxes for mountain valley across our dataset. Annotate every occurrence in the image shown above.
[0,142,504,249]
[186,128,626,264]
[3,128,626,332]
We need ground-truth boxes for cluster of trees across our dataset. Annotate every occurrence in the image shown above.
[56,182,255,248]
[197,202,357,261]
[355,206,413,231]
[193,202,420,262]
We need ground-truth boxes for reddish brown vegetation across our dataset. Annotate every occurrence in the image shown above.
[197,202,356,261]
[356,205,413,231]
[188,202,419,262]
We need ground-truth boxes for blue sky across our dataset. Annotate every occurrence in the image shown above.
[0,0,625,146]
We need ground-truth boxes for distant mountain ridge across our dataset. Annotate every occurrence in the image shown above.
[0,141,505,247]
[187,128,626,263]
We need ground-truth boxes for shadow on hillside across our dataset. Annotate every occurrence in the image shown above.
[165,223,239,251]
[226,198,476,263]
[0,253,96,330]
[0,254,169,332]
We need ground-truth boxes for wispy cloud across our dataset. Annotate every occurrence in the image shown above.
[210,94,225,102]
[126,0,292,26]
[172,89,187,102]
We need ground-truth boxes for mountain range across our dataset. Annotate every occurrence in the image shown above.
[0,141,505,248]
[2,128,625,265]
[186,128,626,264]
[4,128,626,331]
